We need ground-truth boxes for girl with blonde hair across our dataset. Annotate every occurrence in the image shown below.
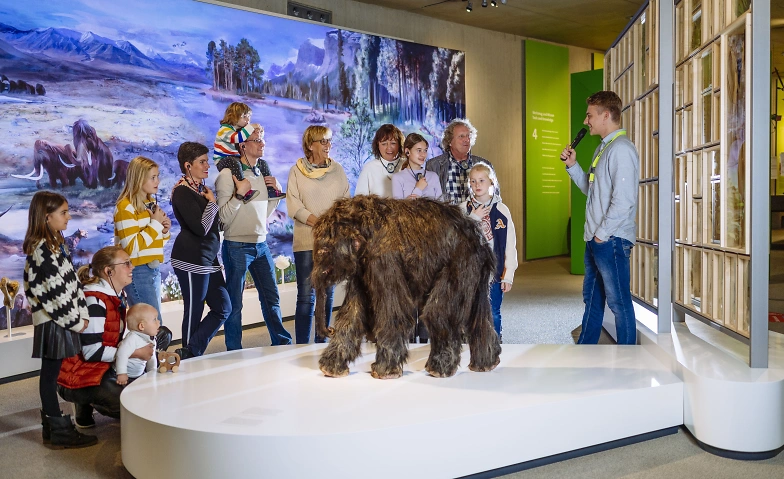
[114,156,171,323]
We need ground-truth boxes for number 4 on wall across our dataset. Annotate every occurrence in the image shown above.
[532,129,537,140]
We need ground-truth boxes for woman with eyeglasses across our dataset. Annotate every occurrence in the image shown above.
[115,156,171,324]
[287,126,349,343]
[57,246,172,430]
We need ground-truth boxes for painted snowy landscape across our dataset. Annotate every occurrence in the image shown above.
[0,0,465,326]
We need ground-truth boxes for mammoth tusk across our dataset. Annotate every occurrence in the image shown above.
[30,165,44,180]
[108,171,116,181]
[59,154,75,168]
[86,150,92,166]
[11,166,37,179]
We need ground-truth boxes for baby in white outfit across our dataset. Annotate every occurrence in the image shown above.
[115,303,159,386]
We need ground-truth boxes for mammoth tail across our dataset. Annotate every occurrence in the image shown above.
[314,287,334,339]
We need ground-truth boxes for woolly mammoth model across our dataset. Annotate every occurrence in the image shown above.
[313,196,501,379]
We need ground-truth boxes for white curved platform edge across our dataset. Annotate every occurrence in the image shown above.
[121,344,683,479]
[638,312,784,453]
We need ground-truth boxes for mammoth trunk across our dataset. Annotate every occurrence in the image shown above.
[314,287,331,339]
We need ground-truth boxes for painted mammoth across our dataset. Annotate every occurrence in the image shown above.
[12,140,79,188]
[313,195,501,379]
[73,119,115,188]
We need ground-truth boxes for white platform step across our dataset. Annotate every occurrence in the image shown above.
[121,343,683,479]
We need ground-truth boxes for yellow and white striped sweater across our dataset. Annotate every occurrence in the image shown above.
[113,197,170,266]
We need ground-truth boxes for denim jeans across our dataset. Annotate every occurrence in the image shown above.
[489,281,503,337]
[174,268,231,356]
[294,250,333,344]
[578,236,637,345]
[124,263,162,324]
[222,240,292,349]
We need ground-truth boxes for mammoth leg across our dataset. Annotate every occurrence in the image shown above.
[319,279,369,378]
[420,268,463,378]
[369,262,414,380]
[467,279,502,373]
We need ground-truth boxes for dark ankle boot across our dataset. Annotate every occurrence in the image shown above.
[156,325,173,352]
[39,409,50,443]
[46,414,98,449]
[74,403,95,429]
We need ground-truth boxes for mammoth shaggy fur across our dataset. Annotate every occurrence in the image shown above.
[313,195,502,379]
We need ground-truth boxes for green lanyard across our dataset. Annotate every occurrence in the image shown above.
[589,130,626,184]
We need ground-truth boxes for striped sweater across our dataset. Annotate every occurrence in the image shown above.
[213,124,253,162]
[80,279,125,363]
[24,239,88,331]
[114,197,170,266]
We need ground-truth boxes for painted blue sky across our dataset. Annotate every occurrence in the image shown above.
[2,0,329,69]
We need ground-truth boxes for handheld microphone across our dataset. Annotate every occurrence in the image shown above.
[570,128,588,149]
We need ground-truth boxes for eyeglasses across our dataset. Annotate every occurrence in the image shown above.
[247,139,264,143]
[111,260,133,268]
[315,138,332,145]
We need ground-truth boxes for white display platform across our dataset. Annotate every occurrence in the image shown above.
[639,314,784,454]
[121,343,683,479]
[0,283,345,380]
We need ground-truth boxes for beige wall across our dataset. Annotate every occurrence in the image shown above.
[215,0,599,263]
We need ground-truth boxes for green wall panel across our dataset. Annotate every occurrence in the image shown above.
[524,40,571,260]
[569,69,604,274]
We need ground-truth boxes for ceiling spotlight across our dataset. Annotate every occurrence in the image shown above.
[491,0,497,6]
[319,14,325,22]
[466,1,472,12]
[501,0,507,3]
[307,10,313,20]
[482,0,487,6]
[293,6,299,16]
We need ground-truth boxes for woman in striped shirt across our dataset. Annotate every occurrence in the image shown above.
[170,142,230,359]
[114,156,171,323]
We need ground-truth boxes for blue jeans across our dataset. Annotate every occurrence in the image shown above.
[174,268,231,356]
[489,281,503,337]
[222,240,292,349]
[124,263,162,324]
[294,250,333,344]
[578,237,637,345]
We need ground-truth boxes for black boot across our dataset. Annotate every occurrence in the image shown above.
[174,346,194,360]
[46,414,98,449]
[156,325,173,352]
[74,403,95,429]
[39,409,50,443]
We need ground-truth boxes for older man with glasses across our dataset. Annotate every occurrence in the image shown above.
[215,126,292,350]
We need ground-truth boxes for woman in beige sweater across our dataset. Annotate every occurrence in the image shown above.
[287,126,350,343]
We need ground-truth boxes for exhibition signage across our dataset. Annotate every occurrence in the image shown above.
[524,40,571,260]
[570,69,604,274]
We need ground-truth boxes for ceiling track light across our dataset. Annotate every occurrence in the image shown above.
[481,0,487,7]
[466,1,472,12]
[491,0,497,6]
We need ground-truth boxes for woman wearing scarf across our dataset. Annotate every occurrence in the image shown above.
[287,126,350,344]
